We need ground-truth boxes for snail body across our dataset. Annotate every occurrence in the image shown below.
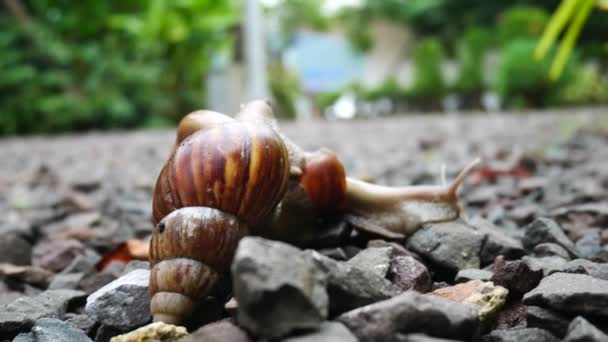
[150,118,289,323]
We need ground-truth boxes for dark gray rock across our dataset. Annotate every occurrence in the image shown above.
[526,306,571,338]
[79,261,126,294]
[306,250,400,315]
[283,322,357,342]
[523,273,608,317]
[367,240,421,260]
[318,248,348,261]
[533,243,571,260]
[523,256,568,276]
[64,313,97,335]
[455,269,494,283]
[180,319,251,342]
[48,272,85,290]
[32,239,90,272]
[0,289,86,340]
[469,217,525,265]
[563,316,608,342]
[347,247,392,277]
[18,318,92,342]
[481,328,559,342]
[122,260,150,275]
[85,269,150,330]
[523,218,579,258]
[0,232,32,265]
[60,253,102,275]
[390,334,463,342]
[406,220,484,273]
[231,237,328,339]
[94,324,123,342]
[575,229,608,262]
[550,259,608,280]
[388,256,432,292]
[491,258,543,297]
[494,303,527,330]
[337,291,479,341]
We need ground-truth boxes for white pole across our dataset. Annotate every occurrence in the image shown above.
[243,0,269,101]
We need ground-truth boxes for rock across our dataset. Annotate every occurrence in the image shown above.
[491,258,543,297]
[48,272,85,290]
[387,256,432,292]
[61,253,102,275]
[318,248,347,260]
[122,260,150,275]
[65,314,97,335]
[110,322,187,342]
[526,306,571,338]
[179,319,250,342]
[0,280,22,305]
[346,247,392,277]
[18,318,92,342]
[563,316,608,342]
[32,239,88,272]
[231,237,328,338]
[406,220,483,273]
[0,232,32,265]
[481,328,559,342]
[550,259,608,280]
[94,324,123,342]
[337,291,479,341]
[306,250,400,315]
[522,256,568,276]
[523,273,608,317]
[343,246,362,259]
[523,218,579,258]
[469,217,525,264]
[0,263,54,287]
[309,221,352,248]
[391,334,463,341]
[494,303,527,330]
[85,269,151,330]
[80,261,126,294]
[283,322,357,342]
[533,243,571,260]
[0,289,86,339]
[431,280,508,321]
[367,240,421,259]
[575,229,608,262]
[455,269,494,283]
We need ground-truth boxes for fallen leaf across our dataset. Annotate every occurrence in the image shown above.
[97,239,149,271]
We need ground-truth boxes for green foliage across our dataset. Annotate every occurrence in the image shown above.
[558,64,608,105]
[495,38,574,107]
[453,27,493,95]
[0,0,237,135]
[498,6,549,44]
[361,79,408,101]
[410,38,445,99]
[268,64,301,119]
[316,91,342,110]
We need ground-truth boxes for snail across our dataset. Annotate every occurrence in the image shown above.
[235,100,481,242]
[149,112,290,324]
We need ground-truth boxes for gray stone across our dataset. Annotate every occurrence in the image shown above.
[0,232,32,265]
[306,250,400,315]
[318,248,347,260]
[533,243,571,260]
[455,269,494,283]
[526,306,570,338]
[85,269,150,330]
[523,218,579,258]
[23,318,92,342]
[469,217,525,265]
[481,328,559,342]
[388,256,432,292]
[491,258,543,297]
[80,261,126,294]
[60,253,102,275]
[523,273,608,317]
[575,229,608,262]
[283,322,357,342]
[64,313,97,335]
[180,319,251,342]
[12,333,35,342]
[231,237,328,339]
[564,316,608,342]
[122,260,150,275]
[94,324,123,342]
[0,289,86,340]
[522,256,569,276]
[551,259,608,280]
[48,272,85,290]
[337,291,479,341]
[367,240,421,260]
[32,239,89,272]
[347,247,392,277]
[406,220,484,273]
[391,334,463,342]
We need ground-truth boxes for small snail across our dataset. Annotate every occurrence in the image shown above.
[149,112,290,324]
[236,100,480,242]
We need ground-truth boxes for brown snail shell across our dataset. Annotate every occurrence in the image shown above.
[150,120,290,324]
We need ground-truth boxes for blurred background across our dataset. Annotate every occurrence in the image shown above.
[1,0,608,135]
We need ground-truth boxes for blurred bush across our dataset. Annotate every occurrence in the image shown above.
[495,38,574,108]
[268,64,300,119]
[558,64,608,105]
[498,6,549,43]
[452,27,493,105]
[410,37,445,108]
[0,0,237,135]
